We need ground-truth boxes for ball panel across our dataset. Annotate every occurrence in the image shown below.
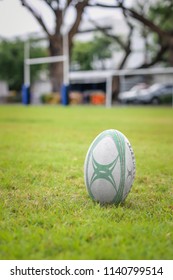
[93,136,118,165]
[123,138,136,201]
[91,179,117,203]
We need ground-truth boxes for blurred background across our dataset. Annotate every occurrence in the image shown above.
[0,0,173,106]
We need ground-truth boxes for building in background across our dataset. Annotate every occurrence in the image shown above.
[0,81,8,103]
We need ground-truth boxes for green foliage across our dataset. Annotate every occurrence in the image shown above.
[149,0,173,66]
[91,34,114,60]
[149,0,173,31]
[0,39,48,91]
[0,106,173,260]
[148,0,173,65]
[71,34,114,70]
[133,0,173,66]
[71,41,94,70]
[0,39,24,91]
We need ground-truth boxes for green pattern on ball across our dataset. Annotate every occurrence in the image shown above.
[111,130,126,204]
[90,154,119,192]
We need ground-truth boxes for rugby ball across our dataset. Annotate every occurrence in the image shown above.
[84,129,135,204]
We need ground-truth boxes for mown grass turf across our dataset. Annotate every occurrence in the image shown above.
[0,105,173,260]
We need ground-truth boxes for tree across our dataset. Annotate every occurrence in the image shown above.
[0,38,47,91]
[148,0,173,66]
[71,33,114,70]
[20,0,173,100]
[88,0,173,98]
[92,0,173,67]
[20,0,89,92]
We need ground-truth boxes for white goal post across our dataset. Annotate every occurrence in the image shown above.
[24,41,68,87]
[24,38,173,107]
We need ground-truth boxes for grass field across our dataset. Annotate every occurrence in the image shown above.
[0,105,173,260]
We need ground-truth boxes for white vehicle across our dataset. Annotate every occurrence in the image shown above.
[137,83,173,104]
[118,83,149,104]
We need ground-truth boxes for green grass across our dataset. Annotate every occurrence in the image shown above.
[0,105,173,260]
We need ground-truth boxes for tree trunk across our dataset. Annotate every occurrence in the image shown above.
[48,35,63,92]
[112,76,120,101]
[168,36,173,66]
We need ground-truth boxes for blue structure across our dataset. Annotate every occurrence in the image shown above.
[22,85,31,105]
[61,84,69,106]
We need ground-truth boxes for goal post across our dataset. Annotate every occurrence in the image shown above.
[23,39,69,105]
[23,6,70,106]
[23,38,173,107]
[23,56,68,105]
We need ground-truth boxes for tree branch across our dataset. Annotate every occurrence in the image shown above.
[66,0,73,9]
[88,17,126,49]
[20,0,51,36]
[118,6,134,69]
[124,6,170,40]
[88,1,171,40]
[87,3,120,9]
[137,44,168,68]
[68,0,89,49]
[87,4,134,69]
[44,0,57,13]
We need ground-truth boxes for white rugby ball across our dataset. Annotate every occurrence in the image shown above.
[84,129,136,204]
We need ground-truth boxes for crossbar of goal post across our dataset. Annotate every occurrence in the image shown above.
[24,55,67,86]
